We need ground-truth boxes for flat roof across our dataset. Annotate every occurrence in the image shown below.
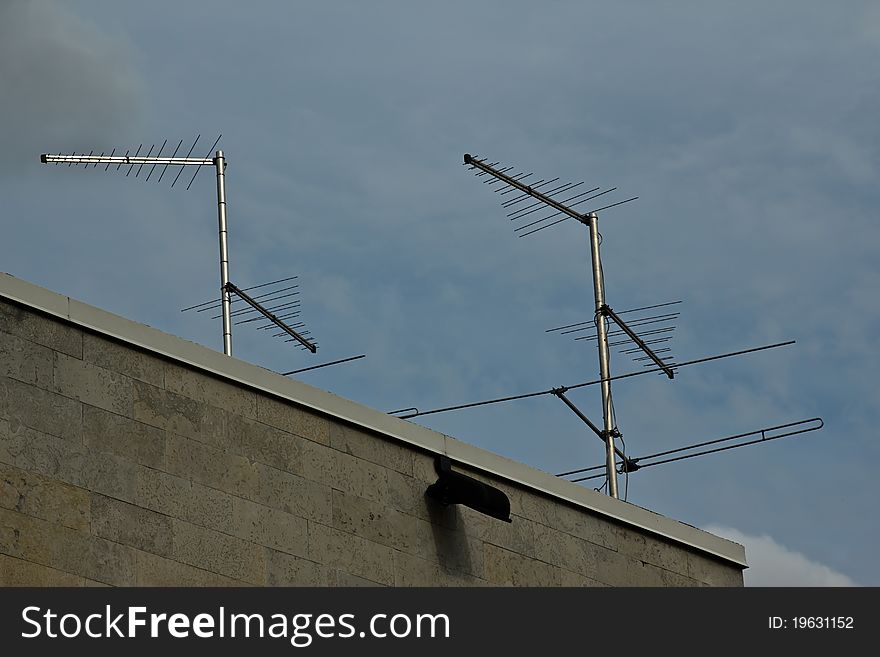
[0,272,746,567]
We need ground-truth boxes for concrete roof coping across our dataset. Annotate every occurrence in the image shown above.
[0,272,746,567]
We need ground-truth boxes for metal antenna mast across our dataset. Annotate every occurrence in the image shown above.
[214,151,233,355]
[585,211,619,497]
[463,154,668,498]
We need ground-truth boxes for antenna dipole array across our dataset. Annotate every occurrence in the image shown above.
[181,276,307,343]
[40,135,221,189]
[548,300,682,371]
[463,153,638,237]
[181,276,374,375]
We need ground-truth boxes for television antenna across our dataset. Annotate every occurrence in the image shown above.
[392,153,823,500]
[464,153,668,498]
[39,136,315,357]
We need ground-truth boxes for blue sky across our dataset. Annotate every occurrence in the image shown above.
[2,1,877,585]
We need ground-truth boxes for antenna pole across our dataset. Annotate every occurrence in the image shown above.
[214,150,233,356]
[584,212,619,498]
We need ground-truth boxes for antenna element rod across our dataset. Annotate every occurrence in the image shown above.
[281,354,365,375]
[398,340,795,419]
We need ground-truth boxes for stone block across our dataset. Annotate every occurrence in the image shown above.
[165,362,258,421]
[83,333,164,387]
[134,550,247,586]
[135,468,234,534]
[588,548,657,587]
[531,523,655,586]
[83,579,110,587]
[304,447,389,504]
[91,493,173,556]
[0,376,82,442]
[484,543,562,586]
[0,301,82,358]
[386,469,449,526]
[558,568,608,587]
[166,433,260,501]
[132,380,226,443]
[392,549,489,587]
[335,570,386,586]
[266,549,332,586]
[331,489,419,553]
[0,462,90,530]
[510,487,558,525]
[58,447,140,502]
[0,507,135,586]
[171,518,267,584]
[0,422,139,502]
[507,487,606,545]
[412,450,439,484]
[642,562,705,587]
[0,553,84,586]
[307,522,394,586]
[616,528,690,575]
[231,497,309,557]
[0,419,76,480]
[297,438,334,483]
[329,423,413,476]
[414,516,485,578]
[0,330,54,389]
[227,413,304,474]
[465,509,539,561]
[553,503,620,551]
[532,524,605,577]
[490,480,558,527]
[82,405,166,469]
[392,550,443,586]
[256,395,330,445]
[53,351,134,417]
[256,464,332,524]
[687,551,744,587]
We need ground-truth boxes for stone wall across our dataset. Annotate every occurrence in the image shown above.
[0,295,743,586]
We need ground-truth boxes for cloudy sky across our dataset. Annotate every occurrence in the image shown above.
[2,1,876,585]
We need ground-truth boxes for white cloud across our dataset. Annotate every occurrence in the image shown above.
[705,525,857,587]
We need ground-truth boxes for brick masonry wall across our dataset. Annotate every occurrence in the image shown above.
[0,298,743,586]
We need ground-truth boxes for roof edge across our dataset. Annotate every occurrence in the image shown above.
[0,272,746,567]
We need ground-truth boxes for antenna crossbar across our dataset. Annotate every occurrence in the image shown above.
[560,417,824,481]
[464,154,586,223]
[602,304,675,379]
[41,154,213,166]
[225,282,316,353]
